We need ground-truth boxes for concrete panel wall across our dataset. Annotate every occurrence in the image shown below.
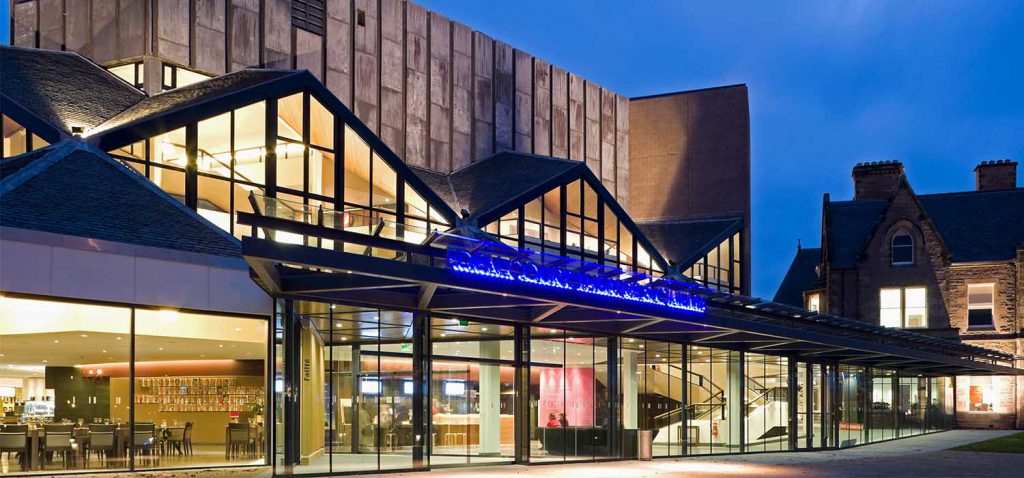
[428,11,452,172]
[380,0,405,157]
[325,0,353,105]
[451,22,473,170]
[11,0,630,207]
[354,0,380,132]
[404,2,429,168]
[513,49,532,154]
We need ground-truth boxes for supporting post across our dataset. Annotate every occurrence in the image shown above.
[283,299,301,465]
[411,312,429,468]
[787,358,798,450]
[513,325,531,463]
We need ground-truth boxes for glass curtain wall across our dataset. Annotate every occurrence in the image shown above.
[744,353,789,452]
[429,318,515,466]
[0,296,267,476]
[869,369,895,442]
[682,232,743,294]
[483,179,662,275]
[838,365,866,447]
[107,90,448,243]
[685,346,741,455]
[281,303,416,475]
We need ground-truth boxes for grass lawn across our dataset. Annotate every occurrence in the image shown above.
[952,432,1024,453]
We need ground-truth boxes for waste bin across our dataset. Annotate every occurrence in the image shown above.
[637,429,653,461]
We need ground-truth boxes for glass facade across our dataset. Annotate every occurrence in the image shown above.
[483,179,662,276]
[2,115,49,160]
[683,232,743,294]
[0,296,268,475]
[267,295,959,475]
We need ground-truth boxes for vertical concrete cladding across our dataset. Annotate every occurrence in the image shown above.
[354,0,380,133]
[628,84,751,288]
[404,2,428,168]
[428,9,452,172]
[451,22,472,171]
[10,0,628,204]
[380,0,405,157]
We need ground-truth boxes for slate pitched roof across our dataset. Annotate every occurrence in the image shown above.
[0,46,145,133]
[0,141,241,257]
[825,188,1024,267]
[89,69,301,135]
[773,247,822,307]
[824,199,888,268]
[412,151,582,218]
[636,216,744,268]
[918,189,1024,262]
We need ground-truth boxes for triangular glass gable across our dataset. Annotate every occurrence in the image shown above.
[105,87,450,244]
[482,176,662,276]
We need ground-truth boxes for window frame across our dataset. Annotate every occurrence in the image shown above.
[890,231,915,266]
[966,283,995,329]
[879,286,928,329]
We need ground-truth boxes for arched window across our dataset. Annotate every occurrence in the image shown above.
[891,231,914,265]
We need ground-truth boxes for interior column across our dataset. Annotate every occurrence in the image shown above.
[479,340,501,455]
[622,350,639,429]
[728,351,744,452]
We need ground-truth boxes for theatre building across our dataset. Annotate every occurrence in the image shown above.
[0,2,1018,477]
[775,160,1024,429]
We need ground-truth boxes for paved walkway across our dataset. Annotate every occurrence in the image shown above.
[75,430,1024,478]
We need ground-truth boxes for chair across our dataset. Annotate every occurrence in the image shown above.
[2,424,28,433]
[42,427,74,469]
[0,431,28,471]
[164,427,186,456]
[88,424,116,467]
[182,422,194,456]
[227,423,254,459]
[133,431,158,466]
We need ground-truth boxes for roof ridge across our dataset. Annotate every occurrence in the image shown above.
[0,141,78,197]
[918,187,1024,199]
[636,214,744,226]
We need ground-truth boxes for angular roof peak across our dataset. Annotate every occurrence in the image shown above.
[0,45,145,135]
[0,140,241,258]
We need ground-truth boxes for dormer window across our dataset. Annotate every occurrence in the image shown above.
[891,231,914,265]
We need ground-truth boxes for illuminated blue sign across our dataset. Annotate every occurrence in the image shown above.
[446,248,706,315]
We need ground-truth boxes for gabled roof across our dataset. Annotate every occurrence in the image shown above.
[824,199,888,268]
[636,215,743,268]
[88,69,302,136]
[0,141,241,257]
[825,188,1024,267]
[918,188,1024,262]
[773,247,822,307]
[0,46,145,134]
[444,151,582,218]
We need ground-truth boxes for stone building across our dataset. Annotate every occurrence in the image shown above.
[775,159,1024,428]
[8,0,751,294]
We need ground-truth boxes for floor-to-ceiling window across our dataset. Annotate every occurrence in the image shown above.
[0,296,267,476]
[429,318,515,466]
[869,369,895,442]
[686,346,740,455]
[744,353,789,452]
[838,365,866,447]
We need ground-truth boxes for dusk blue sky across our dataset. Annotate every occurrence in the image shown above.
[3,1,1022,299]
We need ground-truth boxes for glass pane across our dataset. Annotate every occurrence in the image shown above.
[310,148,336,198]
[174,67,211,88]
[582,182,598,219]
[3,115,28,158]
[107,63,138,86]
[371,154,397,212]
[277,93,304,142]
[530,327,564,463]
[309,96,334,150]
[277,140,305,192]
[0,297,131,472]
[197,112,233,180]
[879,289,901,310]
[233,101,267,186]
[405,184,429,219]
[148,166,186,202]
[344,126,371,206]
[565,180,581,215]
[133,309,267,470]
[968,284,993,307]
[198,176,233,233]
[150,127,187,168]
[904,288,927,327]
[110,140,147,161]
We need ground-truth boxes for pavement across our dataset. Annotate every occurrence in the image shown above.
[72,429,1024,478]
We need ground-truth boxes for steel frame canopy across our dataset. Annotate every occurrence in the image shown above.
[239,209,1016,377]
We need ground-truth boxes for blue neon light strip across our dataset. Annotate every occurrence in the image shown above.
[446,247,707,315]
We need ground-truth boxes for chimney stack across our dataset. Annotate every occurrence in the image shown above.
[852,161,904,200]
[975,160,1018,191]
